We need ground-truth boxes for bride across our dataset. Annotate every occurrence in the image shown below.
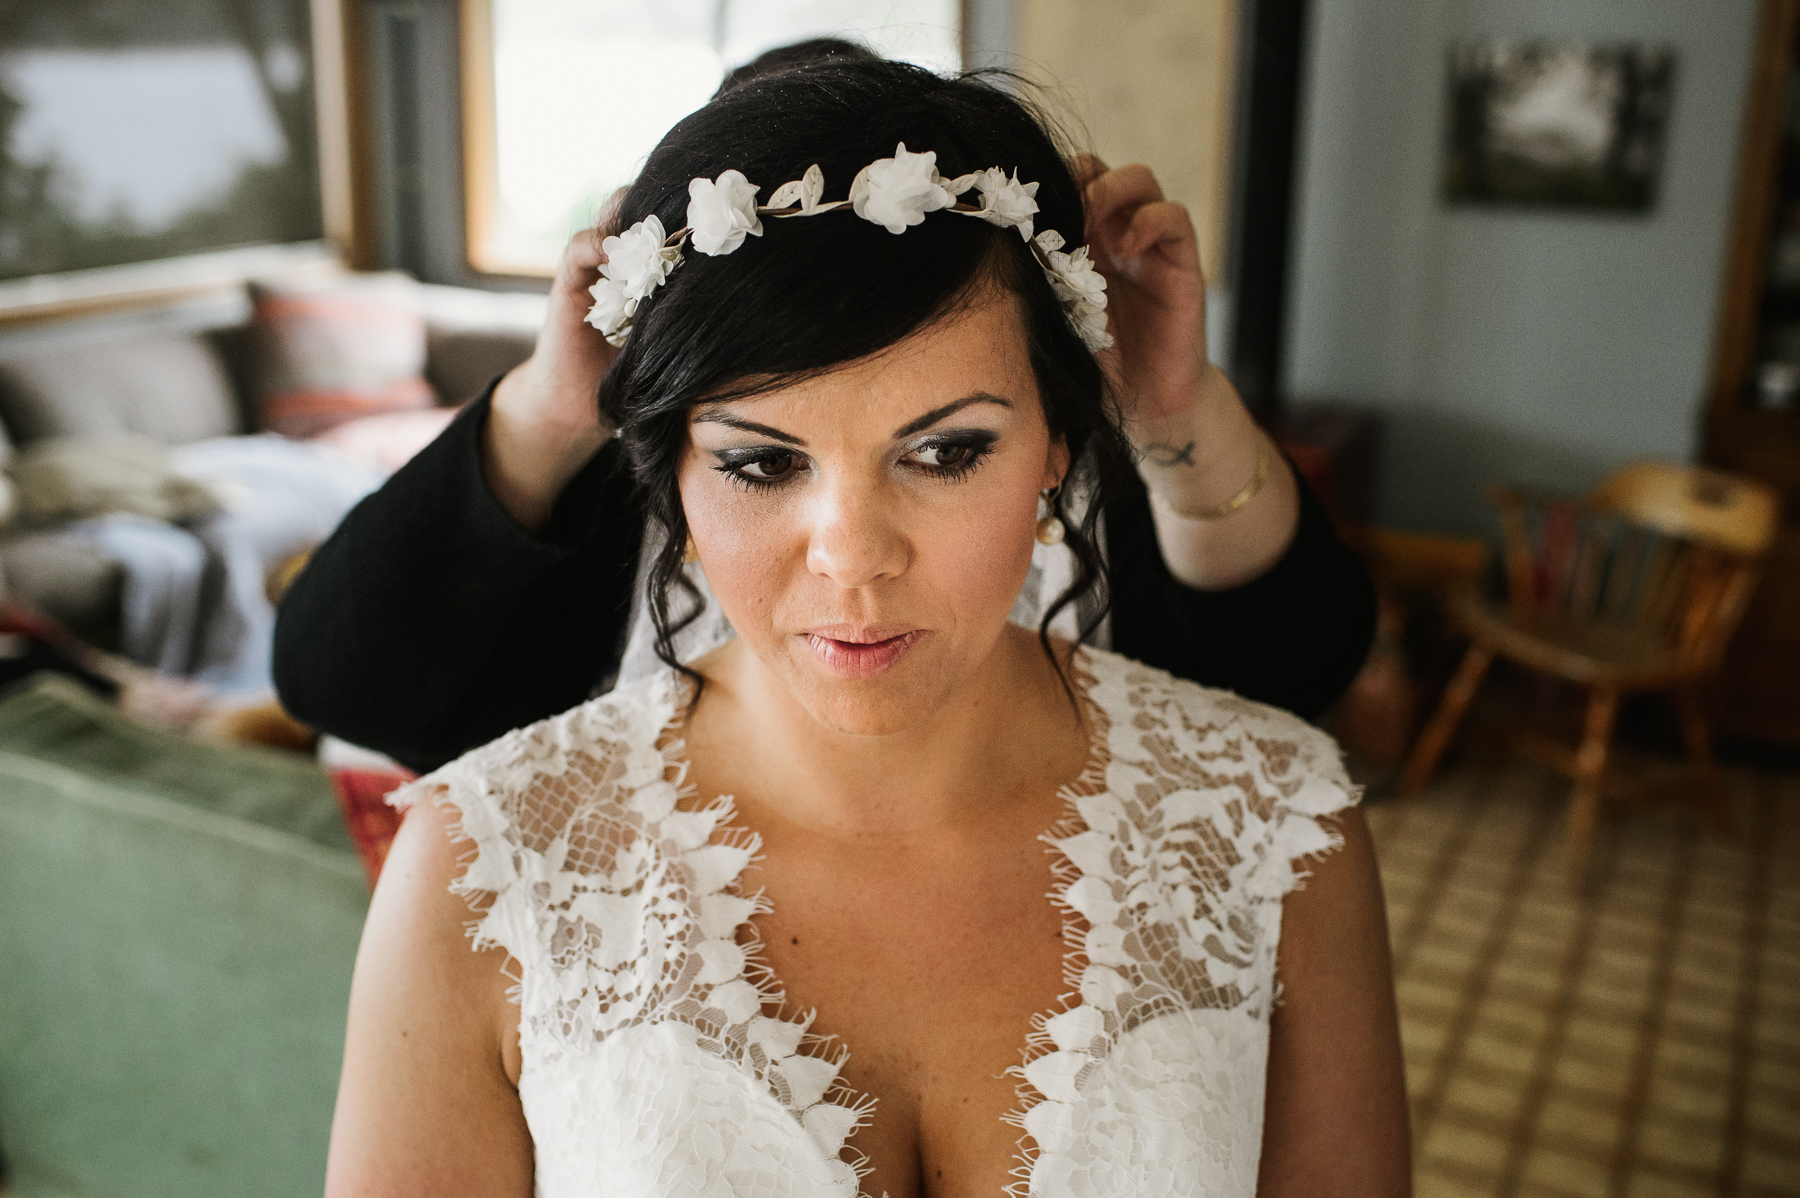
[326,59,1409,1198]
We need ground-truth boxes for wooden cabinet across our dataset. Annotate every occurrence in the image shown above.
[1707,0,1800,744]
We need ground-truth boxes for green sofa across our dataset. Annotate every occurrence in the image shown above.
[0,675,368,1198]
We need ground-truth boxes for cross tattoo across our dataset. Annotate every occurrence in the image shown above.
[1143,440,1197,468]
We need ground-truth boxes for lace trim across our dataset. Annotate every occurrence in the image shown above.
[392,648,1356,1198]
[1005,651,1359,1196]
[390,670,875,1187]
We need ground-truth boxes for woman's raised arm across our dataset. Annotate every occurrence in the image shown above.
[273,230,643,772]
[271,394,644,773]
[1079,157,1376,717]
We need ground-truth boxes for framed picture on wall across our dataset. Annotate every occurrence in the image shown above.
[1442,39,1677,213]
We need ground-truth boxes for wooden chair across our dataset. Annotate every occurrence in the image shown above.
[1398,462,1781,868]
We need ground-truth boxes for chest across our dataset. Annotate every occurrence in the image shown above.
[510,782,1280,1198]
[734,822,1071,1198]
[496,659,1309,1197]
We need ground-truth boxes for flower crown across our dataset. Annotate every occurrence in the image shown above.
[585,142,1111,352]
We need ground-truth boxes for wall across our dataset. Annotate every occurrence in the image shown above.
[1285,0,1760,536]
[1016,0,1238,283]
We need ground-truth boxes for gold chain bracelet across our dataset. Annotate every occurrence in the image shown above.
[1148,435,1273,520]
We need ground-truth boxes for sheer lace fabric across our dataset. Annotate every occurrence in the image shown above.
[391,647,1356,1197]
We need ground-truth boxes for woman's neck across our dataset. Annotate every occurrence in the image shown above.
[682,626,1088,839]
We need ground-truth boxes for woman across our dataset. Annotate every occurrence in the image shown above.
[326,62,1408,1196]
[271,44,1375,776]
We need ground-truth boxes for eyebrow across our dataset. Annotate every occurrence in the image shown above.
[690,413,806,445]
[692,391,1012,447]
[892,393,1012,438]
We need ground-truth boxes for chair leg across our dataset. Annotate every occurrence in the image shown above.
[1567,686,1619,874]
[1399,644,1494,795]
[1675,686,1731,836]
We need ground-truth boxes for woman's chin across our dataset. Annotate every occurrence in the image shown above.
[786,675,942,737]
[775,643,959,737]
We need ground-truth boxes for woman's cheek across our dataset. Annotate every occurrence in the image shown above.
[682,482,793,630]
[927,486,1041,624]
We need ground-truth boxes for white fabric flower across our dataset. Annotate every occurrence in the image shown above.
[585,214,680,344]
[849,142,955,234]
[971,166,1040,240]
[605,215,679,300]
[687,169,764,256]
[1036,232,1113,351]
[1071,303,1113,351]
[585,278,633,344]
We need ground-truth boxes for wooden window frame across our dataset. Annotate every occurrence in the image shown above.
[459,0,524,276]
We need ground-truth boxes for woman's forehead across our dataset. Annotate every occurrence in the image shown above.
[689,291,1039,435]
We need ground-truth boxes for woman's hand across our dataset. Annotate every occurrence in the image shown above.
[484,223,621,531]
[1074,155,1210,427]
[1074,157,1301,590]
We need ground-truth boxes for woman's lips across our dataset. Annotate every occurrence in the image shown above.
[803,628,925,680]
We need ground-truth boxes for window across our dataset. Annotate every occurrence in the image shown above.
[462,0,960,274]
[0,0,322,281]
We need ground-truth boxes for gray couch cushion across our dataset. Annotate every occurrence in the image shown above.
[0,334,241,446]
[418,283,543,403]
[424,327,536,404]
[0,527,124,645]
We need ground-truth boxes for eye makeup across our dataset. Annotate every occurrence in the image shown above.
[708,426,1000,492]
[712,446,805,490]
[900,429,998,481]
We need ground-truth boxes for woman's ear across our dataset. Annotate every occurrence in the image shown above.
[1044,437,1072,492]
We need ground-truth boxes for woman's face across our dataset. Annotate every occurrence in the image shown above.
[678,286,1068,736]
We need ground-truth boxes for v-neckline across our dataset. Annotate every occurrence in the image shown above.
[656,650,1113,1197]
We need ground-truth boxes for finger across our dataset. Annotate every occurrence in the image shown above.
[595,185,629,235]
[1067,153,1110,190]
[1118,201,1200,270]
[1083,166,1167,253]
[563,227,605,270]
[1084,164,1166,225]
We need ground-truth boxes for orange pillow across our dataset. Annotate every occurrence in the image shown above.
[252,272,437,437]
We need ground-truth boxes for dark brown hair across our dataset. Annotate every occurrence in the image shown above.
[595,59,1133,694]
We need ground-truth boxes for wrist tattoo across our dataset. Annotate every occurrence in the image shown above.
[1143,440,1197,469]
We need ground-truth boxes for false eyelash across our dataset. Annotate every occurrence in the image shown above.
[709,430,999,492]
[909,433,998,482]
[712,451,802,492]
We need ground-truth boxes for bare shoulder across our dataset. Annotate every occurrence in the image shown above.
[1081,646,1358,827]
[326,788,532,1196]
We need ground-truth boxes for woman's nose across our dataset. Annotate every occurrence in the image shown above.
[804,482,909,589]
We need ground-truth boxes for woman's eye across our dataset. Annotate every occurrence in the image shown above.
[718,449,803,487]
[739,452,797,479]
[912,443,976,469]
[906,435,994,479]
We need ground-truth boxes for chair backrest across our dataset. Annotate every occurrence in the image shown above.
[1490,462,1780,674]
[1587,461,1779,555]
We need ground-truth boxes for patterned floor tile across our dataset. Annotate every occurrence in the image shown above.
[1369,758,1799,1196]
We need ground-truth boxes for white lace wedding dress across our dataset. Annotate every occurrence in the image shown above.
[391,646,1357,1197]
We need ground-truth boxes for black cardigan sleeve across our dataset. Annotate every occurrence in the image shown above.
[1105,462,1376,721]
[272,388,643,774]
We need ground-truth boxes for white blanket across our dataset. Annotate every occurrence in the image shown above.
[74,435,381,693]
